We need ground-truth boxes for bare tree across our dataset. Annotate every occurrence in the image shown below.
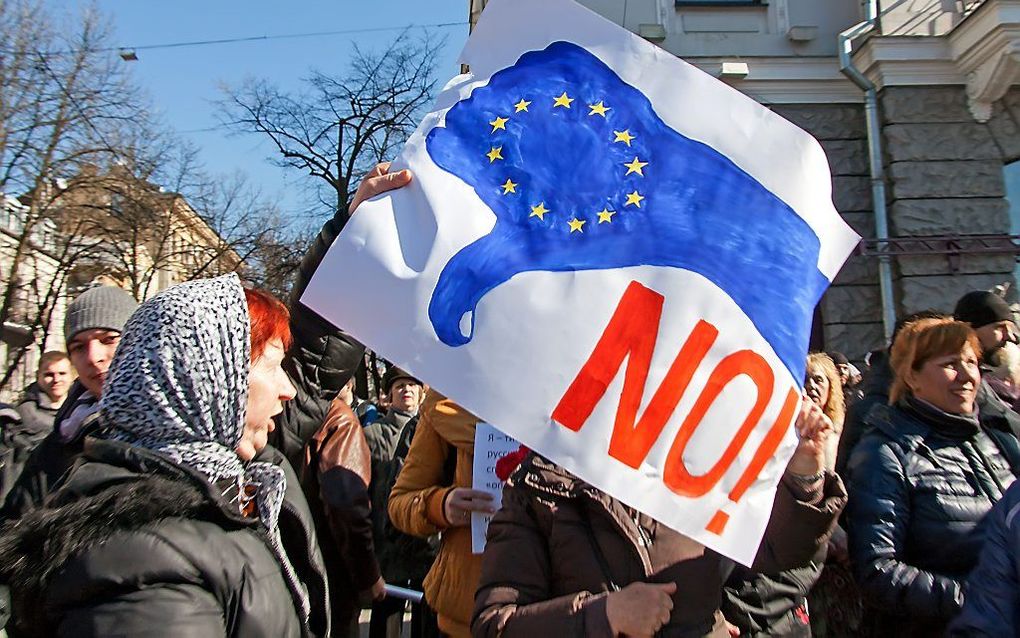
[0,0,148,393]
[219,31,442,224]
[0,1,286,394]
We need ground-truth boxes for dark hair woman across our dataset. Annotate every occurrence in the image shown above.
[0,275,330,637]
[473,399,847,638]
[846,317,1020,636]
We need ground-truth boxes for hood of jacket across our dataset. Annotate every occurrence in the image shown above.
[0,438,250,622]
[425,391,477,450]
[19,383,58,413]
[861,351,892,401]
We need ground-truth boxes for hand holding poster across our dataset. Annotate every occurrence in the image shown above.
[303,0,859,564]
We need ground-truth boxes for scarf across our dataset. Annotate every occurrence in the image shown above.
[901,395,980,439]
[97,274,308,620]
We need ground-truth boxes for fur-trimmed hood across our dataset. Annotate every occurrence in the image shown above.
[0,438,329,637]
[0,438,249,633]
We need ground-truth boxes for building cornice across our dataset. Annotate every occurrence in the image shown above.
[684,56,864,103]
[951,0,1020,120]
[851,0,1020,121]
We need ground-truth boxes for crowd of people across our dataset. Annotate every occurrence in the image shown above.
[0,163,1019,637]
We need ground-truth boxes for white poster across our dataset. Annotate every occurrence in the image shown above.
[471,423,521,554]
[303,0,859,564]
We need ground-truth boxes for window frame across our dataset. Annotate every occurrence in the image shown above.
[675,0,765,6]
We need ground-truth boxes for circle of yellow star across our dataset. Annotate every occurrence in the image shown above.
[514,99,531,113]
[597,208,616,223]
[625,191,645,208]
[490,116,509,133]
[567,217,586,233]
[501,178,518,195]
[553,92,574,108]
[614,130,635,146]
[624,157,648,176]
[529,202,549,220]
[588,101,610,117]
[486,146,503,163]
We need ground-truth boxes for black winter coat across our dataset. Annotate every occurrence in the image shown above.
[846,399,1020,636]
[364,409,437,584]
[0,382,96,520]
[0,437,329,638]
[272,204,366,471]
[835,352,892,477]
[13,384,58,438]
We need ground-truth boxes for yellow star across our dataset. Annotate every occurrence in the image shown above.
[514,99,531,113]
[624,157,648,176]
[530,202,549,220]
[588,101,610,117]
[567,217,586,233]
[553,92,574,108]
[597,208,616,223]
[614,130,635,146]
[490,116,509,133]
[625,191,645,208]
[501,178,518,195]
[486,146,503,163]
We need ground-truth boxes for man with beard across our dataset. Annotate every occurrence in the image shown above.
[954,290,1020,437]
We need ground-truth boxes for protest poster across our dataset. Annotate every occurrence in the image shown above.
[302,0,859,564]
[470,423,520,554]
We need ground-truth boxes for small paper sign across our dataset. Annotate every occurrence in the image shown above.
[471,422,520,553]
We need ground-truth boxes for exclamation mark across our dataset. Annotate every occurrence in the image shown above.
[705,388,800,535]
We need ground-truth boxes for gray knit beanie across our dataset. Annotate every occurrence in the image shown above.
[64,286,139,344]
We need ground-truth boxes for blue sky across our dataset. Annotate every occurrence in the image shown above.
[50,1,469,221]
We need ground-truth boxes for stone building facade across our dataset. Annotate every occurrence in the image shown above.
[466,0,1020,362]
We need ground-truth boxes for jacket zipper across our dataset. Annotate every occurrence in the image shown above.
[279,499,330,638]
[584,494,653,576]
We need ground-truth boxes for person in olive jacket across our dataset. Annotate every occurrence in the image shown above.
[846,317,1020,636]
[473,398,846,638]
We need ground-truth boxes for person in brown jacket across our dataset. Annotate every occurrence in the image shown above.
[388,391,495,638]
[473,399,847,638]
[303,397,384,637]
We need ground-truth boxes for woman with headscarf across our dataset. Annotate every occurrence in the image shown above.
[0,275,330,637]
[846,317,1020,636]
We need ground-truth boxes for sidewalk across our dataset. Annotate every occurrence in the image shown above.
[356,609,412,638]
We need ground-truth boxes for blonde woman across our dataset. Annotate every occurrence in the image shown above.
[804,353,845,472]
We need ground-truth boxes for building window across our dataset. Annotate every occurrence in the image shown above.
[675,1,764,5]
[1001,160,1020,287]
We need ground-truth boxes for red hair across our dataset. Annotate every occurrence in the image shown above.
[244,287,292,361]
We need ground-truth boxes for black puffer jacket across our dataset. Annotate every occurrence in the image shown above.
[14,384,58,438]
[846,399,1020,635]
[835,352,892,477]
[0,382,96,520]
[0,438,329,637]
[273,205,366,471]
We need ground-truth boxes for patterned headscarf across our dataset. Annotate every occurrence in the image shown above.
[99,274,308,618]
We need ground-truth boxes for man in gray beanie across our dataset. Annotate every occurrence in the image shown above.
[62,285,138,402]
[0,285,138,519]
